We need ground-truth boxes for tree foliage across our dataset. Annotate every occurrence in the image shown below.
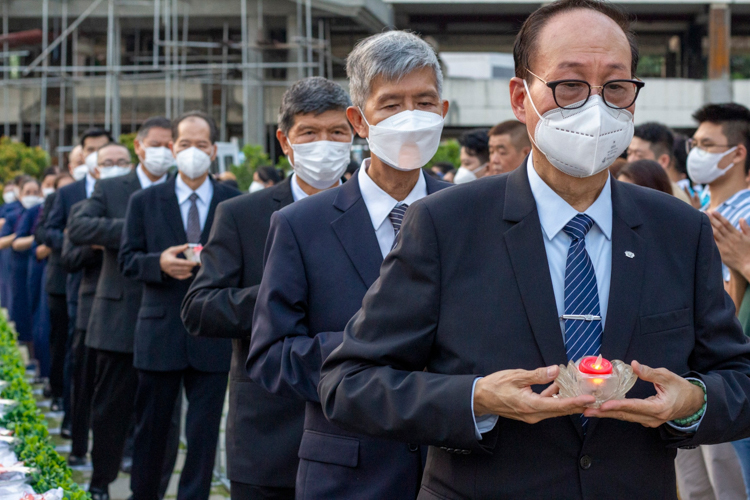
[0,137,50,185]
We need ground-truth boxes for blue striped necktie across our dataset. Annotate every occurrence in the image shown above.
[562,214,601,431]
[388,203,409,250]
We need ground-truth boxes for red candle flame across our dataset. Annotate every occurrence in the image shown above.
[578,354,613,375]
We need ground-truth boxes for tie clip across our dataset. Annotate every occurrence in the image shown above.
[560,314,601,322]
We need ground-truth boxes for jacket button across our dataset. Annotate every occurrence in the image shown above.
[408,443,419,452]
[580,455,592,470]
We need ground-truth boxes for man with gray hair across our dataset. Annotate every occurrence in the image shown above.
[181,76,351,500]
[246,31,451,499]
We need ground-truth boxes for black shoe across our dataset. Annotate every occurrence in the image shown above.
[60,424,72,440]
[67,455,87,467]
[42,383,52,399]
[50,398,64,412]
[88,488,109,500]
[120,456,132,474]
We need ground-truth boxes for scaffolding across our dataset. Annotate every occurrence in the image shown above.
[0,0,336,163]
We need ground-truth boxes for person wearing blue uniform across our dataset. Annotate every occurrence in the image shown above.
[0,182,22,312]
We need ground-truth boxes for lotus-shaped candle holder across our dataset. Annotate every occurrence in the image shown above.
[555,355,637,408]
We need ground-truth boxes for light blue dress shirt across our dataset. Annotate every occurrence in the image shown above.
[136,164,167,190]
[472,157,701,438]
[175,174,213,234]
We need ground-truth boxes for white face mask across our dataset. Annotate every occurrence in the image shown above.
[176,147,212,180]
[687,146,737,185]
[42,187,55,198]
[141,146,174,177]
[525,80,634,178]
[249,181,265,193]
[3,192,16,204]
[453,163,488,185]
[290,140,351,190]
[72,165,88,181]
[98,165,132,179]
[20,195,44,209]
[85,152,98,174]
[363,109,445,171]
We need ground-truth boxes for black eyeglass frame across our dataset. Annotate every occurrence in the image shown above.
[527,70,645,110]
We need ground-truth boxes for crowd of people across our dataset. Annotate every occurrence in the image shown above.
[3,0,750,499]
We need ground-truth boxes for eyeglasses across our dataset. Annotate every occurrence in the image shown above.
[527,70,645,110]
[98,160,132,168]
[686,138,737,154]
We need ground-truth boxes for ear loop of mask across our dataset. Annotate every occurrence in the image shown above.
[715,146,738,175]
[523,79,545,156]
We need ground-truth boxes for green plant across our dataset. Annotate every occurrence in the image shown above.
[425,139,460,170]
[0,137,50,184]
[119,133,138,165]
[0,316,89,499]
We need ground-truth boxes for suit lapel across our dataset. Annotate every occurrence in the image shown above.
[272,177,295,211]
[331,172,383,289]
[161,178,187,245]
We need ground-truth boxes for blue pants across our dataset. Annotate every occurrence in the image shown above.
[732,437,750,499]
[29,260,50,378]
[9,250,31,342]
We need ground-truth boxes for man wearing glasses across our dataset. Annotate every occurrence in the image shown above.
[318,0,750,498]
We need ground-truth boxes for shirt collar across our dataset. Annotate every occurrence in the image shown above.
[357,158,428,231]
[136,164,167,189]
[526,156,612,241]
[85,173,96,195]
[175,174,212,205]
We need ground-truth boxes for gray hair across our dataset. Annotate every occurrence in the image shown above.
[278,77,352,134]
[346,31,443,109]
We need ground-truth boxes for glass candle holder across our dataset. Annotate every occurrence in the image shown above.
[554,355,637,408]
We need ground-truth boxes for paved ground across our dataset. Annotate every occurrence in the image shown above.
[33,381,231,500]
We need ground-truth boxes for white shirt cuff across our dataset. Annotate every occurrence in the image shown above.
[471,377,499,440]
[666,377,706,433]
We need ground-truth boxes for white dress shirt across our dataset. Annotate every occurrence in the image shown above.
[85,173,97,199]
[358,159,428,258]
[473,157,701,438]
[136,164,167,190]
[175,174,213,234]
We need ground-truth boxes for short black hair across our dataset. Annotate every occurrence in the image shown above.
[137,116,172,140]
[80,128,113,148]
[672,133,689,176]
[693,103,750,174]
[42,167,58,179]
[172,110,219,144]
[257,166,282,185]
[633,122,674,159]
[458,129,490,163]
[278,77,352,135]
[431,161,455,175]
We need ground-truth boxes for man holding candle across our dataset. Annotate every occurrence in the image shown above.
[318,1,750,498]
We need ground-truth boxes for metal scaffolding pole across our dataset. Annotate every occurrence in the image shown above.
[256,0,264,148]
[58,0,69,167]
[105,0,114,131]
[240,0,251,146]
[305,0,312,77]
[153,0,160,68]
[318,19,324,76]
[112,13,121,138]
[296,0,303,79]
[3,0,9,138]
[40,0,49,149]
[164,0,171,118]
[72,27,78,140]
[219,21,227,141]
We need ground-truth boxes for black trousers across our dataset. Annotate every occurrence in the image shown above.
[70,329,95,458]
[230,481,294,500]
[131,368,227,500]
[47,293,68,399]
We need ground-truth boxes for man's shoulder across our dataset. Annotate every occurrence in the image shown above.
[213,180,242,201]
[616,180,705,233]
[58,179,84,199]
[220,183,283,213]
[277,184,341,225]
[418,174,510,216]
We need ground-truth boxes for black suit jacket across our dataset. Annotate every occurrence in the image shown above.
[181,177,305,487]
[61,201,103,331]
[68,170,145,353]
[248,171,450,499]
[120,177,240,372]
[36,194,66,295]
[319,162,750,500]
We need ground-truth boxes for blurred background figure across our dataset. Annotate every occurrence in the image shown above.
[249,166,283,193]
[454,128,489,184]
[217,171,240,190]
[430,161,456,182]
[616,160,673,195]
[488,120,531,175]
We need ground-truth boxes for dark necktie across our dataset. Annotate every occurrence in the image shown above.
[388,203,409,250]
[186,192,201,244]
[562,213,601,430]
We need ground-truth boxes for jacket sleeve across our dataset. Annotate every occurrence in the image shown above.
[68,182,124,250]
[44,191,66,251]
[182,202,259,339]
[34,196,53,246]
[663,214,750,447]
[61,233,97,273]
[118,193,163,284]
[246,211,345,402]
[318,200,480,450]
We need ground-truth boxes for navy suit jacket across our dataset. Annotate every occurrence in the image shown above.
[319,161,750,500]
[247,170,450,499]
[119,177,240,372]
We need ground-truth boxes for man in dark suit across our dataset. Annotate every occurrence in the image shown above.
[68,119,174,500]
[182,77,356,499]
[318,2,750,499]
[120,111,239,500]
[247,34,451,499]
